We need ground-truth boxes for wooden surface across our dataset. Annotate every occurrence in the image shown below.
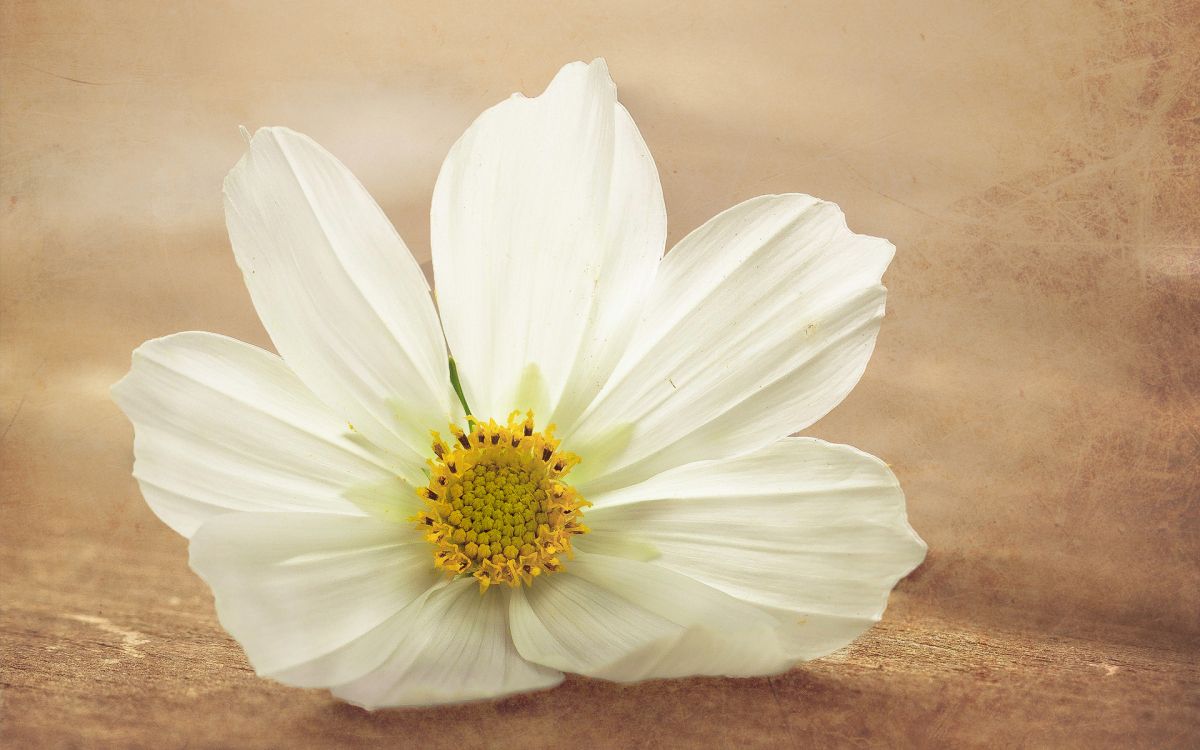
[3,1,1199,747]
[4,536,1199,749]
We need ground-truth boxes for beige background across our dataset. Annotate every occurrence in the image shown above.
[2,1,1198,747]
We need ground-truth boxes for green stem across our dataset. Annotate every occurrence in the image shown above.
[448,357,473,419]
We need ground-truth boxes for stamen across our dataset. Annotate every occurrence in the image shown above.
[413,410,590,591]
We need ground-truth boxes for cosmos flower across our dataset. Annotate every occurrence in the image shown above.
[113,59,925,708]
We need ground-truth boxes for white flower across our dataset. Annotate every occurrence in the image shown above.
[113,59,925,709]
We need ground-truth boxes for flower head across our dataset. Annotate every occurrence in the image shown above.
[113,59,925,708]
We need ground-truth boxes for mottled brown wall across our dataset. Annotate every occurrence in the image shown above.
[2,0,1197,665]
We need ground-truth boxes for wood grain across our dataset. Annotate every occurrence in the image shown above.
[4,536,1198,749]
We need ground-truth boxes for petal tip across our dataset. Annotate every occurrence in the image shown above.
[109,369,134,407]
[548,58,617,98]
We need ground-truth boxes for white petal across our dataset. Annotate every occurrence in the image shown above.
[509,553,795,681]
[224,127,456,468]
[269,601,432,689]
[578,438,926,659]
[566,194,893,493]
[432,59,666,428]
[189,512,440,684]
[332,578,562,709]
[111,332,409,537]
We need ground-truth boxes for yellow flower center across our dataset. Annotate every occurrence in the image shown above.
[414,411,589,591]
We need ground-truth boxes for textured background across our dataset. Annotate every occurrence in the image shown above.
[2,1,1198,747]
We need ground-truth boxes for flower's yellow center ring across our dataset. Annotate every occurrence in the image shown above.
[414,411,589,592]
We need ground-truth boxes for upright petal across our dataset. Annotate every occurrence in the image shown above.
[331,578,563,709]
[578,438,926,660]
[508,553,796,681]
[224,127,456,468]
[190,512,441,686]
[432,59,666,428]
[566,194,894,493]
[112,332,408,537]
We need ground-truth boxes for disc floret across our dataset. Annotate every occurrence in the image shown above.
[415,411,589,591]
